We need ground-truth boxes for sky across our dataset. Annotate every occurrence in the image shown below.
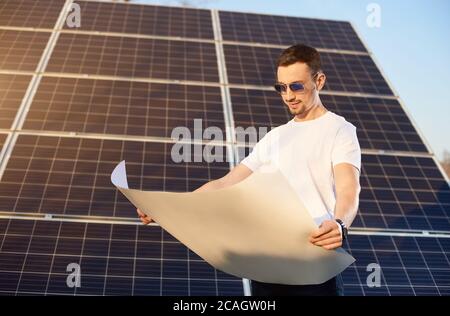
[138,0,450,160]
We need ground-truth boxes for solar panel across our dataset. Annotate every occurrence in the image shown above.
[65,1,214,39]
[0,0,64,29]
[343,234,450,295]
[0,30,50,72]
[0,135,230,218]
[357,154,450,231]
[23,77,225,137]
[0,133,7,150]
[0,218,244,295]
[224,44,393,95]
[0,74,32,129]
[219,11,367,52]
[322,95,427,152]
[46,34,219,82]
[230,89,428,152]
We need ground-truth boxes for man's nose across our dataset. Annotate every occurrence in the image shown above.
[285,88,296,101]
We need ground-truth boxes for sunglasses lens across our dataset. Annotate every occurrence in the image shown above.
[274,84,285,93]
[290,82,305,92]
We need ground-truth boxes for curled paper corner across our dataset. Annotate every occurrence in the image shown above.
[111,160,129,189]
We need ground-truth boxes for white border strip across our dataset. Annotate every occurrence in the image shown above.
[350,229,450,239]
[13,129,229,147]
[1,212,449,238]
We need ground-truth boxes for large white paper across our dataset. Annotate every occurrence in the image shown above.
[111,160,355,285]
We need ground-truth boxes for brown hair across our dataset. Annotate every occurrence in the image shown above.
[276,44,322,75]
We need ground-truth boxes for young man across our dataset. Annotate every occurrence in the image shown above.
[137,44,361,296]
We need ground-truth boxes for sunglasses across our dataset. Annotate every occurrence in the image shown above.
[274,73,320,94]
[273,81,306,94]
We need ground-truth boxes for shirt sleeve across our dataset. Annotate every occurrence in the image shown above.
[331,123,361,172]
[240,132,272,172]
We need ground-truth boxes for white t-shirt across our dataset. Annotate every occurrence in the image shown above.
[240,111,361,225]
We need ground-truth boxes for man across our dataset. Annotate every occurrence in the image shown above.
[137,44,361,296]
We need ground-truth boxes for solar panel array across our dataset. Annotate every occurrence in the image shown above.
[0,0,449,296]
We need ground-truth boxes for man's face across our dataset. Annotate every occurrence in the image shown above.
[276,62,323,116]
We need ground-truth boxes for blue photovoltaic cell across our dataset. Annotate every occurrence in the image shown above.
[0,219,244,295]
[23,77,225,138]
[219,10,367,52]
[46,34,219,82]
[357,155,450,231]
[224,44,393,95]
[0,133,7,150]
[0,30,50,72]
[0,0,64,29]
[65,1,214,39]
[343,234,450,296]
[229,88,428,152]
[0,135,231,218]
[0,74,32,129]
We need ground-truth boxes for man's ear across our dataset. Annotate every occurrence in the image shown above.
[316,73,326,91]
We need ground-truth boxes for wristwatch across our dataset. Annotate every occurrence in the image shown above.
[335,218,348,241]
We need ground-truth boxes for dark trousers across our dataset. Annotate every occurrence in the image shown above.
[250,275,344,296]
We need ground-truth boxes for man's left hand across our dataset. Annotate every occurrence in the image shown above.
[309,220,342,250]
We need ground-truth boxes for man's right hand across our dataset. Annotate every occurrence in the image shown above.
[137,208,153,225]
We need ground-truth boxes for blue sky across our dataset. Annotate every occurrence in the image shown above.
[140,0,450,159]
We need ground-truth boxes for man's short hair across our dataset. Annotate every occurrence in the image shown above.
[276,44,322,75]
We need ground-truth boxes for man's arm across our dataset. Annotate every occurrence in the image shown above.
[309,163,361,250]
[137,163,253,224]
[193,163,253,192]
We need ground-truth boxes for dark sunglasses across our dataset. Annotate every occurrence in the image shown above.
[273,81,306,94]
[274,72,320,94]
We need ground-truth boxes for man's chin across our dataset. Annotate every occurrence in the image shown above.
[289,108,305,115]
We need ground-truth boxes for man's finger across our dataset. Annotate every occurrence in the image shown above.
[310,225,333,238]
[310,229,340,243]
[137,208,148,218]
[322,242,342,250]
[312,236,342,246]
